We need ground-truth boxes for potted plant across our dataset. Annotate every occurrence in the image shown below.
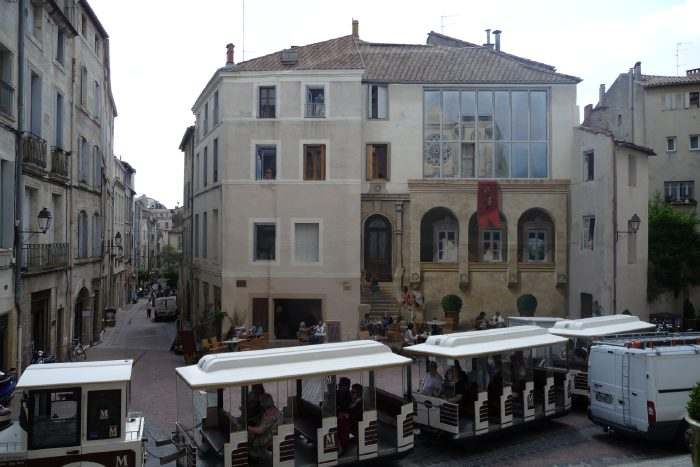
[686,382,700,466]
[517,294,538,317]
[441,294,463,329]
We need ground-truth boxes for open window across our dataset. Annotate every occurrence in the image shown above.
[28,388,81,450]
[305,86,325,118]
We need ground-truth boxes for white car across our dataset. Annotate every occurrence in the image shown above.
[153,296,177,321]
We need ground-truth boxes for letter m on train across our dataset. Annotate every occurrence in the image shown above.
[115,455,129,467]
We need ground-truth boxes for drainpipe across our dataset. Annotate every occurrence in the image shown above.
[13,0,26,370]
[612,140,618,315]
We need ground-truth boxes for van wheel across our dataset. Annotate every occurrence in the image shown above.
[676,421,693,452]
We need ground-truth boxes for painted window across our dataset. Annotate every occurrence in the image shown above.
[255,145,276,180]
[664,181,694,203]
[305,86,325,118]
[254,223,276,261]
[583,150,594,181]
[666,136,677,152]
[368,84,388,119]
[294,222,320,263]
[303,144,326,181]
[367,144,388,180]
[582,216,595,250]
[481,230,503,262]
[258,86,276,118]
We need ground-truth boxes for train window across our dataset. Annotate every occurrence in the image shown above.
[28,388,81,450]
[87,389,122,440]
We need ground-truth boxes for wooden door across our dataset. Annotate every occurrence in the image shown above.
[364,215,392,282]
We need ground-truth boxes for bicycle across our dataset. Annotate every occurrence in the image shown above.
[69,339,87,361]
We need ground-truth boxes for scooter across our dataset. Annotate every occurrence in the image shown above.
[0,370,16,406]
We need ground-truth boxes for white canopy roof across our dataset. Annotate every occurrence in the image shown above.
[507,316,563,328]
[403,326,568,358]
[176,340,411,389]
[549,315,655,338]
[17,359,133,389]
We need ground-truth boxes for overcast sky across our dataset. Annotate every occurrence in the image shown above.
[90,0,700,208]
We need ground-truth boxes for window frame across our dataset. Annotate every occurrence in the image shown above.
[28,387,81,450]
[213,138,219,183]
[481,229,505,262]
[582,215,595,251]
[251,219,278,264]
[583,150,594,181]
[666,136,677,153]
[252,141,279,181]
[433,217,459,263]
[301,142,327,181]
[368,84,388,120]
[203,146,208,187]
[291,219,323,265]
[257,85,277,119]
[304,84,327,118]
[366,143,390,181]
[690,134,700,152]
[664,180,695,203]
[690,91,700,109]
[524,228,548,263]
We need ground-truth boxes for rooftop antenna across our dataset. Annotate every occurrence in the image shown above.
[440,15,459,34]
[675,42,690,75]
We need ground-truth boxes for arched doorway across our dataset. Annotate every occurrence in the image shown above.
[74,288,90,344]
[364,215,392,282]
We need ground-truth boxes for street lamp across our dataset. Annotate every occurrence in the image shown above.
[20,207,52,234]
[616,213,641,240]
[110,232,124,257]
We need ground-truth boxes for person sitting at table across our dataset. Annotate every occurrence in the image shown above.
[311,321,327,344]
[297,321,311,343]
[247,384,267,426]
[403,322,417,346]
[474,312,487,330]
[489,311,505,328]
[421,361,443,397]
[247,393,281,463]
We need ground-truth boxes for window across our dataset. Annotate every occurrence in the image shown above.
[368,84,388,119]
[0,161,11,248]
[213,90,219,124]
[255,144,276,180]
[93,146,101,190]
[56,29,65,64]
[690,91,700,108]
[55,92,63,148]
[79,137,89,183]
[80,66,87,107]
[92,213,101,257]
[583,150,594,181]
[254,223,276,261]
[203,146,208,187]
[213,138,218,183]
[582,216,595,250]
[0,44,13,116]
[86,390,121,441]
[628,154,637,187]
[667,136,677,152]
[423,89,548,179]
[30,72,41,136]
[525,230,547,262]
[212,209,219,262]
[294,222,320,263]
[77,211,88,257]
[422,208,459,262]
[367,144,388,180]
[28,388,81,450]
[665,181,695,203]
[94,36,100,56]
[195,153,199,189]
[31,3,42,39]
[194,214,199,257]
[258,86,276,118]
[691,135,700,151]
[204,102,209,134]
[305,86,325,118]
[202,212,207,258]
[481,230,503,262]
[303,144,326,181]
[81,14,87,36]
[94,81,100,118]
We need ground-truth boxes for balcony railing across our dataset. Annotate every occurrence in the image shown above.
[51,147,69,177]
[0,80,13,117]
[305,102,325,118]
[22,133,47,169]
[23,243,68,272]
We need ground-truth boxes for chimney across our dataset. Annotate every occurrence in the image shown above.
[598,84,606,105]
[483,28,492,47]
[633,61,641,80]
[584,104,593,123]
[493,30,502,51]
[352,19,359,38]
[226,43,235,66]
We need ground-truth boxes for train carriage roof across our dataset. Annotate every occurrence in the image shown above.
[404,326,568,358]
[17,359,133,389]
[176,340,411,389]
[549,315,655,337]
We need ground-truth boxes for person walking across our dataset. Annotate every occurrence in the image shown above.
[146,307,152,320]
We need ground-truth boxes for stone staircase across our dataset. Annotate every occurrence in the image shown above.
[361,282,400,318]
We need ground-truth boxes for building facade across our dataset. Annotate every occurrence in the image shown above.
[183,25,581,340]
[0,0,133,368]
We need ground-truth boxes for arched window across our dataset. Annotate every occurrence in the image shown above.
[93,146,102,190]
[468,212,508,263]
[92,213,101,257]
[77,211,88,258]
[420,207,459,263]
[518,208,554,263]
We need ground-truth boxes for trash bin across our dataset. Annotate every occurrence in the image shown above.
[104,308,117,327]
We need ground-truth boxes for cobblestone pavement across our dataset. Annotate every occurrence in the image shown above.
[89,302,691,467]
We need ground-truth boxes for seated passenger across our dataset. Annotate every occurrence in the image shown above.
[336,377,353,451]
[421,361,443,397]
[247,384,266,426]
[247,393,281,463]
[349,384,364,432]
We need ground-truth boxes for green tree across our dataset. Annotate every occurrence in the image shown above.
[647,199,700,301]
[160,244,182,287]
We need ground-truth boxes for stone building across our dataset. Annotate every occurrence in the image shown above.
[0,0,132,368]
[584,62,700,316]
[182,24,581,339]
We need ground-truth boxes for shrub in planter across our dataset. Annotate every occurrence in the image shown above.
[517,294,538,317]
[441,294,463,329]
[687,382,700,465]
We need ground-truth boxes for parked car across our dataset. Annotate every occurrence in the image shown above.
[154,296,177,321]
[588,333,700,448]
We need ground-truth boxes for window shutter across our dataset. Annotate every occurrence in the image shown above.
[295,223,319,262]
[684,92,690,109]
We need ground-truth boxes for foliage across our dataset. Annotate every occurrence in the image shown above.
[517,294,538,317]
[648,199,700,301]
[160,245,182,276]
[164,271,179,289]
[441,294,463,313]
[688,382,700,421]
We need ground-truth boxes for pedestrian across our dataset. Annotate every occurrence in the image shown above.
[147,307,152,320]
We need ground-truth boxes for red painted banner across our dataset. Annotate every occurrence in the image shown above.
[477,181,501,229]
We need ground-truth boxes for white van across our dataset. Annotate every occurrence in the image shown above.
[588,334,700,446]
[154,296,177,321]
